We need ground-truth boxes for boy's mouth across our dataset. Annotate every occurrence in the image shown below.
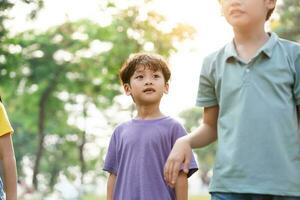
[230,9,245,16]
[143,88,156,93]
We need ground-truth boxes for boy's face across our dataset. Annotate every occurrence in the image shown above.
[124,66,169,106]
[220,0,275,28]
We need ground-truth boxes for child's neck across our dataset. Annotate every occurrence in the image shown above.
[233,26,269,63]
[135,104,164,120]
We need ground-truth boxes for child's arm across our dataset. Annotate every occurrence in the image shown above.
[164,105,219,187]
[107,173,116,200]
[175,171,188,200]
[0,133,17,200]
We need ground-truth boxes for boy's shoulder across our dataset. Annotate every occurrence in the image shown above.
[113,119,133,131]
[202,43,229,66]
[278,37,300,47]
[159,116,184,127]
[113,116,183,131]
[207,45,227,59]
[277,37,300,56]
[200,44,229,74]
[264,35,300,66]
[203,34,300,65]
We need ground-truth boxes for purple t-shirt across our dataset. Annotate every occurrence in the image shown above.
[103,116,198,200]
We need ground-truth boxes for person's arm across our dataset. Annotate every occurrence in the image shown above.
[107,173,116,200]
[175,171,188,200]
[0,133,17,200]
[164,105,219,187]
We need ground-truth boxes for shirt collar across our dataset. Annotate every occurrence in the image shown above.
[224,32,279,62]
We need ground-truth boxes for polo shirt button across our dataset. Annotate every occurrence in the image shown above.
[246,69,250,73]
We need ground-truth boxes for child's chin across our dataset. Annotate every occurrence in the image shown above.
[140,99,160,105]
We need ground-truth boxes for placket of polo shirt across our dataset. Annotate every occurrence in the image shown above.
[239,59,253,87]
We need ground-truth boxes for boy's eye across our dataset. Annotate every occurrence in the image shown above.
[135,75,143,79]
[153,74,160,78]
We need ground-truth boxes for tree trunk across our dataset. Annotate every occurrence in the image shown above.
[79,101,87,185]
[79,131,86,184]
[49,165,59,190]
[32,71,60,189]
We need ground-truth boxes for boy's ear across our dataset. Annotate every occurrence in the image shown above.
[123,83,131,96]
[266,0,276,9]
[164,83,169,94]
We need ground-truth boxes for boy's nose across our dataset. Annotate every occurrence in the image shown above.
[145,81,153,85]
[144,77,153,85]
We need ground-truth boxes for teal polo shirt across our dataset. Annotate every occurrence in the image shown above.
[197,32,300,196]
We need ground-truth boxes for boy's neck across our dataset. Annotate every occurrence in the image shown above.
[135,104,164,120]
[233,27,269,62]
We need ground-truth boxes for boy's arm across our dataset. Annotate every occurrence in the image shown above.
[175,171,188,200]
[107,173,116,200]
[0,133,17,200]
[164,105,219,187]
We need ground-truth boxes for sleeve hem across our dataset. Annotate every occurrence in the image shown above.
[103,167,117,175]
[187,168,198,178]
[196,99,218,107]
[0,129,13,137]
[179,167,198,178]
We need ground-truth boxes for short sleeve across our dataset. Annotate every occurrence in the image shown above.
[103,130,118,175]
[171,123,198,178]
[196,57,218,107]
[0,102,13,137]
[293,54,300,105]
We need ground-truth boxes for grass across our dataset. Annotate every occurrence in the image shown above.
[83,194,210,200]
[189,195,210,200]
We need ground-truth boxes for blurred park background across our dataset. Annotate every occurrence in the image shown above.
[0,0,299,199]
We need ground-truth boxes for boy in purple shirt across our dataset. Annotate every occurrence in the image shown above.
[103,53,198,200]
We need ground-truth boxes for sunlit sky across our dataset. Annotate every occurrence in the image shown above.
[8,0,234,117]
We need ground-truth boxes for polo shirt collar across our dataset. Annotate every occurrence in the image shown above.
[224,32,279,62]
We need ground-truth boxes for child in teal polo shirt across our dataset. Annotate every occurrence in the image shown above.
[164,0,300,199]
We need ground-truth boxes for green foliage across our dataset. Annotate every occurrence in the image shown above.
[0,1,13,40]
[272,0,300,41]
[179,107,203,132]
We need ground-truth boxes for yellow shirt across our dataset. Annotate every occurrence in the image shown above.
[0,102,13,136]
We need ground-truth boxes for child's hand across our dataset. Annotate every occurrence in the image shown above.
[164,137,192,187]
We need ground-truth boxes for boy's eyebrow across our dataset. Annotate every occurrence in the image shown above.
[133,69,145,74]
[134,69,160,74]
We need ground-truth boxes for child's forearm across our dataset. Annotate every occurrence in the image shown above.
[3,156,17,200]
[175,172,188,200]
[107,173,116,200]
[0,134,17,200]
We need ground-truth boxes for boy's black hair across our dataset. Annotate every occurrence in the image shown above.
[119,53,171,85]
[266,7,275,21]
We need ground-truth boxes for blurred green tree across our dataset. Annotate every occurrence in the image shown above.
[272,0,300,41]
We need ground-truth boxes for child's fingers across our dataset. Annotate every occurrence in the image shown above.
[183,157,190,174]
[171,161,181,186]
[164,159,173,185]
